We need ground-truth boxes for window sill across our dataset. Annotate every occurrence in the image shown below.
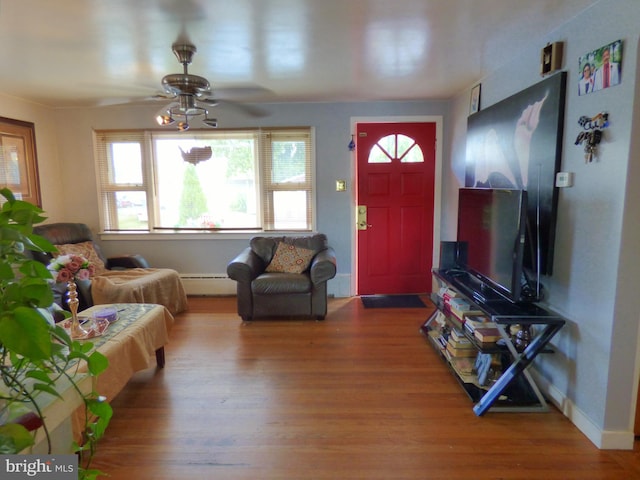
[98,230,315,241]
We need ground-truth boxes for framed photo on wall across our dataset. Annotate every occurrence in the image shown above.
[578,39,623,96]
[0,117,41,207]
[469,84,481,114]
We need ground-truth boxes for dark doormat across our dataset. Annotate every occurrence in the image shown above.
[361,295,427,309]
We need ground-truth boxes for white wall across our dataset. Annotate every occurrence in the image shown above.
[448,0,640,449]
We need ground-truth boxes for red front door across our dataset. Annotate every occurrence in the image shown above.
[356,122,436,295]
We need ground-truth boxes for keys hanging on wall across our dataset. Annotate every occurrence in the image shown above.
[575,113,608,163]
[577,129,603,163]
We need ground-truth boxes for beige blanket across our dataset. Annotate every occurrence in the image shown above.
[91,268,188,315]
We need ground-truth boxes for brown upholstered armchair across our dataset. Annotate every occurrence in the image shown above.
[227,234,337,321]
[31,222,188,314]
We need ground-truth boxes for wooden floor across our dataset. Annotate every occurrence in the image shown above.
[90,296,640,479]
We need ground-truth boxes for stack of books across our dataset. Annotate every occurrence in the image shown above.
[474,326,502,343]
[449,356,477,384]
[448,298,483,322]
[446,328,477,358]
[464,314,502,343]
[438,286,459,306]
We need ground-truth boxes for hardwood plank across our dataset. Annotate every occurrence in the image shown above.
[90,296,640,479]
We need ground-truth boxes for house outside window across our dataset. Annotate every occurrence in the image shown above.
[94,127,315,233]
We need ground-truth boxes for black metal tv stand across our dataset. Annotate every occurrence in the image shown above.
[421,268,565,415]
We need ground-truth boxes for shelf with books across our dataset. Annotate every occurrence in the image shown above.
[420,270,565,415]
[424,307,505,355]
[421,312,538,406]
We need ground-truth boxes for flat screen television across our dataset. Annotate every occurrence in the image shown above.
[456,188,528,303]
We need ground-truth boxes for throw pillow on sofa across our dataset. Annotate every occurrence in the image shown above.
[265,242,315,274]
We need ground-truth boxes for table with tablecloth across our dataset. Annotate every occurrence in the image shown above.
[28,303,174,452]
[69,303,174,437]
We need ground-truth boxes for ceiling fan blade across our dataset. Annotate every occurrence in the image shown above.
[202,98,269,117]
[92,92,174,107]
[212,85,274,100]
[92,96,157,107]
[199,97,220,106]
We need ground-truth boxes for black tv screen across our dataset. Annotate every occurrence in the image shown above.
[457,188,528,303]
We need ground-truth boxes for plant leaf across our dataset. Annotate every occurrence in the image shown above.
[9,201,46,226]
[0,261,14,280]
[87,399,113,438]
[0,308,52,360]
[0,423,35,453]
[87,351,109,376]
[68,351,89,362]
[19,259,53,278]
[0,188,16,203]
[33,383,63,399]
[0,226,23,242]
[53,324,72,344]
[23,233,56,253]
[25,369,54,384]
[16,278,54,306]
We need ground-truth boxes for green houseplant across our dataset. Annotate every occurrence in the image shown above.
[0,188,111,479]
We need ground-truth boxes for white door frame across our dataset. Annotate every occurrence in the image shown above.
[349,115,444,296]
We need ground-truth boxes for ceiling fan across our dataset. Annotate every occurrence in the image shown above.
[155,42,266,131]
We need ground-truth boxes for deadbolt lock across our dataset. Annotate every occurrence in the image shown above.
[357,205,371,230]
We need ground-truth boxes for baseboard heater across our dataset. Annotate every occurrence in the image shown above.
[179,273,236,296]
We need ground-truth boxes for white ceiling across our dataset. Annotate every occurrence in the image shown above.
[0,0,600,108]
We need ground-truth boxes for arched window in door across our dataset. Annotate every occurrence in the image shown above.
[367,134,424,163]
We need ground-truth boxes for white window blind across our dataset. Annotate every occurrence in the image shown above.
[260,128,314,231]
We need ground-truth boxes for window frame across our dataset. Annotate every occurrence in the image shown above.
[94,127,316,234]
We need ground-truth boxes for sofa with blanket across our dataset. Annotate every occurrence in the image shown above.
[227,234,337,321]
[32,222,188,315]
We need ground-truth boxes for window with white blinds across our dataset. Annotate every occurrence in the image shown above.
[93,128,314,232]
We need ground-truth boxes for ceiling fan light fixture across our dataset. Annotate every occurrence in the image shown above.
[177,121,190,132]
[202,118,218,128]
[156,113,175,126]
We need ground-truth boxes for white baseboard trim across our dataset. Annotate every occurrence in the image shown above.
[180,272,352,298]
[534,371,635,450]
[179,273,236,296]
